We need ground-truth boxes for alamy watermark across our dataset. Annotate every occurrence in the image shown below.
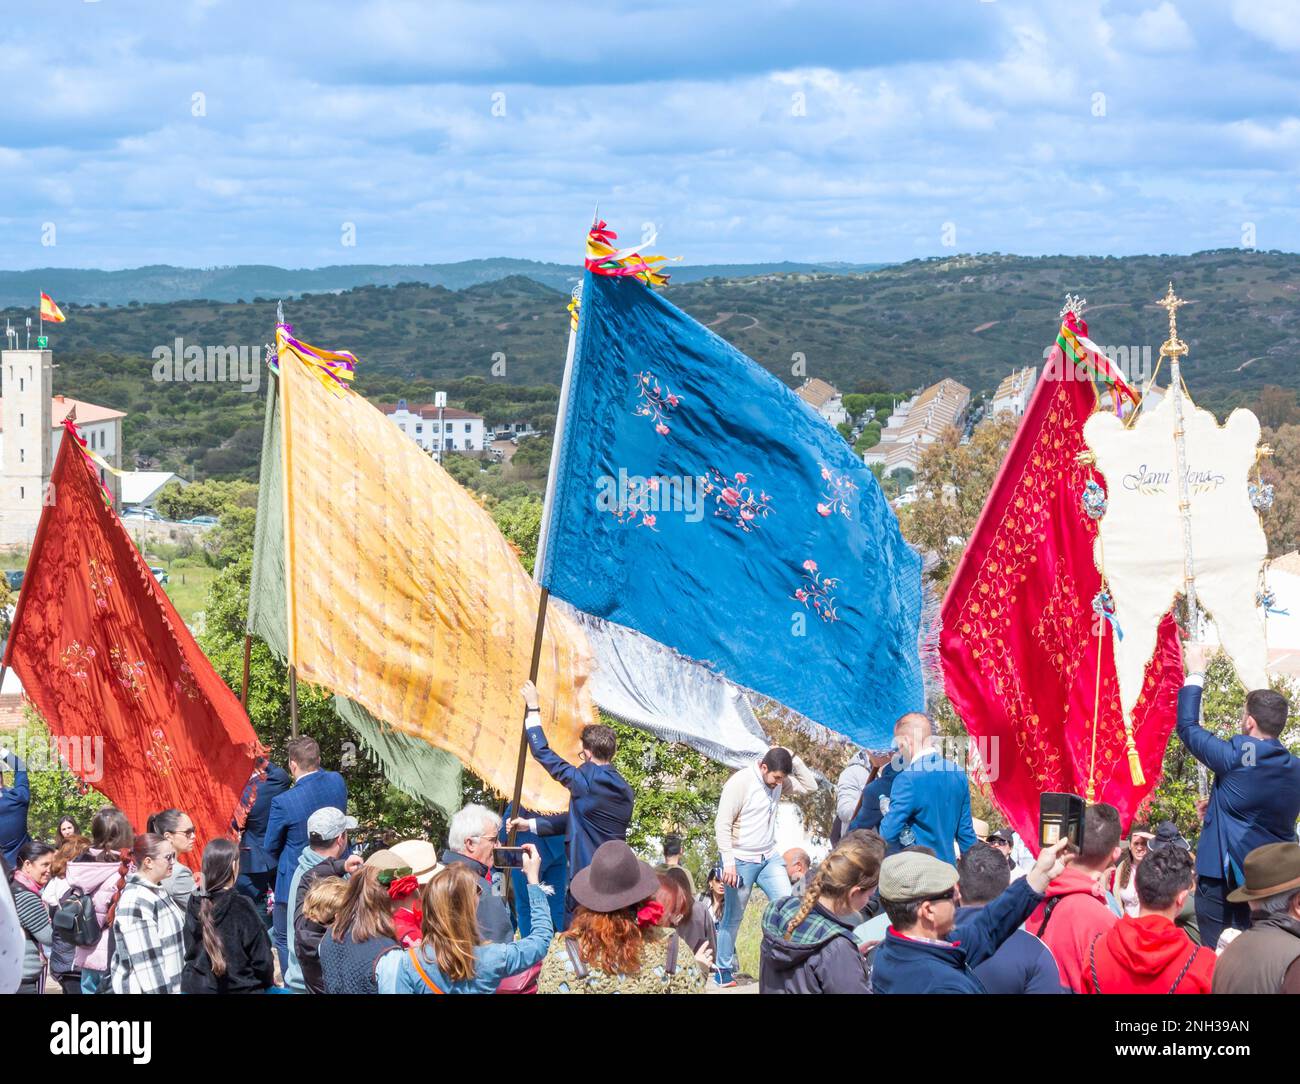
[4,729,104,783]
[152,338,262,392]
[1042,341,1156,385]
[594,470,705,527]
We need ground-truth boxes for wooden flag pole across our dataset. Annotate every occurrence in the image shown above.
[504,212,592,846]
[240,634,252,708]
[274,306,303,742]
[506,587,551,845]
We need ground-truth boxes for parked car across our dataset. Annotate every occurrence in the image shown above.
[124,507,163,521]
[187,515,219,526]
[150,567,169,585]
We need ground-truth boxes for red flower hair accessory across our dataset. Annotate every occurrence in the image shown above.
[385,874,419,900]
[636,899,665,929]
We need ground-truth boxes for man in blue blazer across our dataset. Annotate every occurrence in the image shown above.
[263,737,348,969]
[236,760,292,929]
[507,681,634,927]
[1179,649,1300,951]
[880,713,978,860]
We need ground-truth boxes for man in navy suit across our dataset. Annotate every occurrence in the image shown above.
[236,760,292,929]
[1180,645,1300,951]
[263,737,348,970]
[507,681,633,927]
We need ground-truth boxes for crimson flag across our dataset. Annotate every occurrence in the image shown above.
[940,315,1183,846]
[4,424,262,865]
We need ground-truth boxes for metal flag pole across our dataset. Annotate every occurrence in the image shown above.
[1156,284,1199,630]
[505,211,594,846]
[1157,285,1209,798]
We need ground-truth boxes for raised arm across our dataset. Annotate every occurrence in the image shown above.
[1175,681,1239,778]
[522,681,587,795]
[782,754,817,797]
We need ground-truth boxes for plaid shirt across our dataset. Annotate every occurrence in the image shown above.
[110,874,186,994]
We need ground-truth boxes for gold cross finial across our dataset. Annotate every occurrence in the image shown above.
[1157,281,1188,359]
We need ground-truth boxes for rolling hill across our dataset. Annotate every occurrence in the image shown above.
[1,248,1294,481]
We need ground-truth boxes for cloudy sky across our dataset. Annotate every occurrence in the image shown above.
[2,0,1298,269]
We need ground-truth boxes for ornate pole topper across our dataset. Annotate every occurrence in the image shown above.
[1156,283,1200,633]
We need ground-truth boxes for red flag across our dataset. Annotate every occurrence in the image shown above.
[4,424,262,866]
[940,316,1183,846]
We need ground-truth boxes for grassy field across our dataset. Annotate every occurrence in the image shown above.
[735,889,769,979]
[157,557,217,625]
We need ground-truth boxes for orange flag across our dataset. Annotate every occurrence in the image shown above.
[276,327,593,811]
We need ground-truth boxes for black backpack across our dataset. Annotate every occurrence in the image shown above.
[52,884,101,947]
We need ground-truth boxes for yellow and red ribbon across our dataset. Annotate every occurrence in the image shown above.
[584,220,678,287]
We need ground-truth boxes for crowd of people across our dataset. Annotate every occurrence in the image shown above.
[2,656,1299,996]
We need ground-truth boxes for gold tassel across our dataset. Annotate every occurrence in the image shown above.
[1126,739,1145,787]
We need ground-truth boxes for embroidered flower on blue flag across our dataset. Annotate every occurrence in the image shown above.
[539,272,924,748]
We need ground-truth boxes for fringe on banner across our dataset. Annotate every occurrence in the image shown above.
[918,579,945,713]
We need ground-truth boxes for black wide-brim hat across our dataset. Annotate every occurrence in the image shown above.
[569,840,661,913]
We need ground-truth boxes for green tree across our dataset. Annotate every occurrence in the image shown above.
[155,478,258,520]
[842,393,868,419]
[12,706,109,842]
[609,716,728,882]
[491,496,543,576]
[898,414,1019,587]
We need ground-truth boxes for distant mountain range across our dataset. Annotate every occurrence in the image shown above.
[0,259,885,308]
[0,248,1293,482]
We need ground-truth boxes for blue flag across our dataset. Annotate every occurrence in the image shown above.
[541,272,924,748]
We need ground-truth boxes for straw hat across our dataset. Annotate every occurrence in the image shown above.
[390,839,441,885]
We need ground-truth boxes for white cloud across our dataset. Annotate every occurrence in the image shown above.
[1231,0,1300,53]
[1123,3,1195,54]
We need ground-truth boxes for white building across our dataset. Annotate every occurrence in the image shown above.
[0,349,126,544]
[795,378,849,428]
[863,378,970,477]
[991,366,1038,416]
[383,398,487,454]
[121,471,187,511]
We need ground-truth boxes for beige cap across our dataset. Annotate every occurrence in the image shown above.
[363,848,409,871]
[972,817,990,841]
[878,852,959,902]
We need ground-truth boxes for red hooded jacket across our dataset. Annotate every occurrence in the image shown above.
[1081,915,1215,994]
[1025,866,1117,993]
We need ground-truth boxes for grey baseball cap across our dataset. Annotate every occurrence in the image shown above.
[307,806,358,839]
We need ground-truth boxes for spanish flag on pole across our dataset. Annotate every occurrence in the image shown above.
[39,292,66,323]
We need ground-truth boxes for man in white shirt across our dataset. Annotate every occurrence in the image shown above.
[713,746,815,985]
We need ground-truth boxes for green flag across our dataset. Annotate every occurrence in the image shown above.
[248,373,462,817]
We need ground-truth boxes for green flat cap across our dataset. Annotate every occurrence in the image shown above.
[879,851,959,902]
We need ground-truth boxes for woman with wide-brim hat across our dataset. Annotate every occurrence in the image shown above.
[538,840,709,994]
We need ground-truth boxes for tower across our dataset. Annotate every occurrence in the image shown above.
[0,348,54,546]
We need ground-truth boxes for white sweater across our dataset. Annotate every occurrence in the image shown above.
[714,758,816,864]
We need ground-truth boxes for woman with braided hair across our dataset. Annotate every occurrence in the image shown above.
[758,833,884,993]
[62,806,134,994]
[181,838,275,993]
